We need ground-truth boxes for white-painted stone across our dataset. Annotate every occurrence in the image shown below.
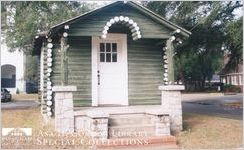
[137,34,142,39]
[124,17,129,22]
[47,43,53,48]
[64,25,69,30]
[114,16,119,22]
[47,58,52,62]
[47,68,52,73]
[63,32,68,37]
[119,16,124,21]
[109,18,115,24]
[47,81,52,86]
[47,95,52,100]
[47,62,52,67]
[102,34,106,39]
[102,30,108,34]
[47,53,52,57]
[47,111,52,117]
[47,49,52,53]
[104,26,109,30]
[46,107,51,111]
[47,85,52,90]
[46,100,52,106]
[128,19,134,24]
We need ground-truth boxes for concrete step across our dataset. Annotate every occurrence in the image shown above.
[108,114,152,126]
[95,135,177,149]
[108,124,155,138]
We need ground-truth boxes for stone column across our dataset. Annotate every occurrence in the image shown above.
[86,111,109,139]
[52,86,77,133]
[147,110,171,136]
[158,85,185,133]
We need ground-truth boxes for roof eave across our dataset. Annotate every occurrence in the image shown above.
[49,1,122,36]
[35,1,192,39]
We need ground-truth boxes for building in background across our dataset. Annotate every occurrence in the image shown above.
[1,42,26,93]
[219,53,243,90]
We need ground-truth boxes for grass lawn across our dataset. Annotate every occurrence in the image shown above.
[176,113,243,149]
[1,108,243,149]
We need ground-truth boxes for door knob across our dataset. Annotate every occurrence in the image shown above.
[97,70,100,85]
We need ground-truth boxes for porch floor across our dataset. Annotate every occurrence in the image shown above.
[74,105,167,116]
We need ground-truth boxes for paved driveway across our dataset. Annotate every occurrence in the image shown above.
[182,93,243,120]
[1,100,39,110]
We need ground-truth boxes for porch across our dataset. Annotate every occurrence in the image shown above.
[53,85,184,139]
[74,105,167,115]
[74,105,171,139]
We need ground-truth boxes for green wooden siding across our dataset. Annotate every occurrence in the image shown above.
[49,3,167,106]
[128,38,163,105]
[68,4,171,39]
[51,36,92,106]
[51,36,163,106]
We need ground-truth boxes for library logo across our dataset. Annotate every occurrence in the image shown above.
[2,128,32,137]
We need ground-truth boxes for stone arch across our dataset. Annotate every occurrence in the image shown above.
[101,16,142,40]
[1,64,16,88]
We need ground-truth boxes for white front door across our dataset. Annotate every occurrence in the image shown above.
[92,34,128,106]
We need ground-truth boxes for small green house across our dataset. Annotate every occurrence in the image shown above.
[33,1,191,138]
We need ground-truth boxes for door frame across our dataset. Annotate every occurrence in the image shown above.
[91,33,128,106]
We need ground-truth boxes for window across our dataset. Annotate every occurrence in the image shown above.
[239,75,243,85]
[100,43,117,62]
[1,64,16,88]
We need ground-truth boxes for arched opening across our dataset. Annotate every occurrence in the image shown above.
[101,16,142,40]
[1,64,16,88]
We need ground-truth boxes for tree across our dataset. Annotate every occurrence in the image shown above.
[1,1,96,84]
[24,55,39,81]
[1,1,96,53]
[144,1,242,90]
[224,17,243,72]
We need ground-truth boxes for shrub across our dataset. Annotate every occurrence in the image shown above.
[223,84,241,93]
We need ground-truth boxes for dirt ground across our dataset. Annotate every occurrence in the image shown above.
[1,108,90,149]
[11,94,38,101]
[1,108,243,149]
[176,113,243,149]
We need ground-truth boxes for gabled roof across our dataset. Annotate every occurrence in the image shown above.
[41,1,191,38]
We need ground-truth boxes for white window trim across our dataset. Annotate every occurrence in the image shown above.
[91,33,128,106]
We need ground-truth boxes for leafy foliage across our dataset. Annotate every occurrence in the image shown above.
[224,17,243,72]
[1,1,96,53]
[144,1,242,89]
[24,55,39,81]
[1,1,96,83]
